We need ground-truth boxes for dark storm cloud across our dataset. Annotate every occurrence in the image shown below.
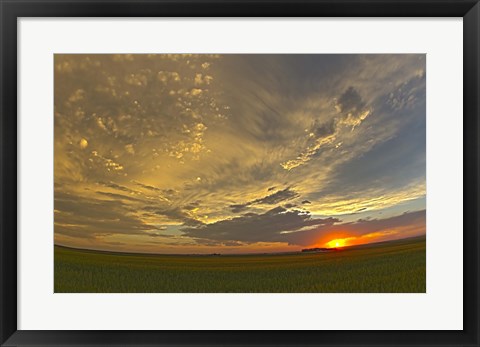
[183,209,425,247]
[183,206,339,243]
[229,204,248,214]
[230,187,300,212]
[254,187,300,205]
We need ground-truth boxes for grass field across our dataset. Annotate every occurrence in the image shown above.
[54,236,426,293]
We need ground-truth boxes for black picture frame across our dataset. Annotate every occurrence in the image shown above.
[1,1,479,346]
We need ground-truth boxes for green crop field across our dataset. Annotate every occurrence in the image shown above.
[54,236,426,293]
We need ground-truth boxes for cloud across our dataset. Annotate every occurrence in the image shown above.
[95,191,144,202]
[132,180,162,192]
[281,86,372,171]
[251,187,299,205]
[98,181,136,193]
[142,205,204,227]
[230,187,300,212]
[183,208,425,248]
[336,86,365,115]
[125,144,135,155]
[183,206,339,244]
[282,209,426,247]
[335,86,371,128]
[54,191,159,239]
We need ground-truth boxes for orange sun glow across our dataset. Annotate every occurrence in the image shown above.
[325,238,348,248]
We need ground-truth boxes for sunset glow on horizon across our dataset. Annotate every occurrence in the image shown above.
[54,54,426,254]
[325,238,350,248]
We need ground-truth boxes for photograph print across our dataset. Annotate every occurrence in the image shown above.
[54,54,426,293]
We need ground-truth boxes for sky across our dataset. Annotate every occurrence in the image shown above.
[54,54,426,254]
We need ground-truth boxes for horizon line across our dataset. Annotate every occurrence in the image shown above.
[54,234,426,257]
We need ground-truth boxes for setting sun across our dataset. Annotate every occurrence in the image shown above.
[326,238,347,248]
